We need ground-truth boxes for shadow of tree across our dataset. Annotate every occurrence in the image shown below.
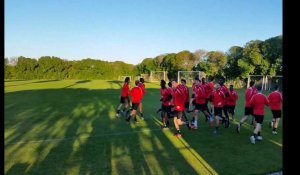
[4,87,282,175]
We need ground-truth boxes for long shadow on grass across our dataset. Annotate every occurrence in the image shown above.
[5,88,202,174]
[4,88,282,174]
[5,79,60,87]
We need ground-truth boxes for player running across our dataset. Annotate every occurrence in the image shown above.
[267,85,282,134]
[125,80,143,123]
[116,77,130,117]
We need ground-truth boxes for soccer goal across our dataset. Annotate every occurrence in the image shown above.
[150,71,167,82]
[118,75,132,81]
[265,75,283,91]
[177,71,206,85]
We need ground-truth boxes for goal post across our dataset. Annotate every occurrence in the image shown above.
[150,71,166,82]
[177,71,206,85]
[265,75,283,91]
[247,75,282,91]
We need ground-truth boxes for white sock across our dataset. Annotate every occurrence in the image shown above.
[194,120,198,127]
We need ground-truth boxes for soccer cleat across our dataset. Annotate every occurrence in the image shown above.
[250,136,255,144]
[141,117,145,120]
[256,136,263,141]
[116,113,119,117]
[272,131,278,135]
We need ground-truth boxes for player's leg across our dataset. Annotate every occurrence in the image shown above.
[237,107,251,133]
[139,101,144,120]
[272,110,281,134]
[116,97,124,117]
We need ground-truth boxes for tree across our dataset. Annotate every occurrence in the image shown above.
[205,51,227,77]
[224,46,243,79]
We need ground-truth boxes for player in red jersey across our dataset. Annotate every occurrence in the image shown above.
[138,78,146,120]
[218,77,230,128]
[226,85,239,121]
[116,77,130,117]
[211,84,226,134]
[236,80,258,133]
[179,79,190,120]
[205,77,215,114]
[160,80,172,129]
[192,77,212,129]
[125,80,143,123]
[267,85,282,134]
[249,85,269,144]
[171,79,191,137]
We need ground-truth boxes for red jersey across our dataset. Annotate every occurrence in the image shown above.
[250,93,269,115]
[245,86,258,107]
[227,90,238,106]
[268,90,282,110]
[130,86,143,103]
[212,90,226,107]
[138,82,146,97]
[178,84,190,103]
[172,86,185,111]
[220,84,229,105]
[160,88,172,106]
[194,84,206,104]
[205,82,214,99]
[121,82,130,97]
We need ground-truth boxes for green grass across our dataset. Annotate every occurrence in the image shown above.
[5,80,282,175]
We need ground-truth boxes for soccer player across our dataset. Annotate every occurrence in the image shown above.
[211,84,226,134]
[205,77,215,114]
[236,80,258,133]
[192,77,212,129]
[125,80,143,123]
[267,85,282,134]
[249,85,269,144]
[116,77,130,117]
[138,78,146,120]
[226,85,239,121]
[219,77,230,128]
[179,79,190,120]
[160,80,172,128]
[171,79,191,137]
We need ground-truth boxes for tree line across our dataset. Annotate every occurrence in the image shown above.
[5,35,281,81]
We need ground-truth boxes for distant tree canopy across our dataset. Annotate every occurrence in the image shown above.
[5,35,282,80]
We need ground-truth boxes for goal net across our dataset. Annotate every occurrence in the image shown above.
[265,75,283,91]
[150,71,166,82]
[247,75,283,91]
[177,71,206,85]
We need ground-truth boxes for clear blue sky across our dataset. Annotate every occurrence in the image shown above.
[5,0,282,65]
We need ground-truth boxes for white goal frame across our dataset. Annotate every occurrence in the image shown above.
[247,75,282,90]
[177,71,206,84]
[150,71,167,82]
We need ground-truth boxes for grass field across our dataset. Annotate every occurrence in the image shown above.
[4,80,282,175]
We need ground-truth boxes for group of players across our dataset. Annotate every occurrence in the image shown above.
[116,76,282,144]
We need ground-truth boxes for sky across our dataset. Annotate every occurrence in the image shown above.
[5,0,282,65]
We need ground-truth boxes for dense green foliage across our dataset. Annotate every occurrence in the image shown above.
[5,35,282,80]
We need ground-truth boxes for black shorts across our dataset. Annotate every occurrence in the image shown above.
[174,110,183,119]
[120,96,129,104]
[195,103,208,111]
[214,107,223,116]
[253,114,264,124]
[272,110,282,118]
[162,105,172,113]
[184,102,189,110]
[131,103,140,110]
[227,105,236,114]
[244,107,253,116]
